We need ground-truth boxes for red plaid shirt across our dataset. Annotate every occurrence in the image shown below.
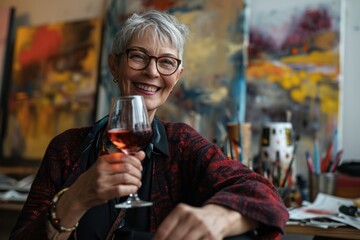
[10,117,288,239]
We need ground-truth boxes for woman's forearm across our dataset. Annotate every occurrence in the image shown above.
[47,186,87,240]
[203,204,259,237]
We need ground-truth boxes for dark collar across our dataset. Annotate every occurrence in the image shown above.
[147,116,169,157]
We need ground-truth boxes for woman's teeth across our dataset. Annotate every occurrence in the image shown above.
[134,83,158,92]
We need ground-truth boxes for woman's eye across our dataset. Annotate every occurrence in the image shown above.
[130,52,147,61]
[159,58,176,67]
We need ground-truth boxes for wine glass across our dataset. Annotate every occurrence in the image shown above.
[107,95,153,208]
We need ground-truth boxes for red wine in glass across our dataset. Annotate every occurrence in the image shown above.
[107,95,153,208]
[108,128,152,155]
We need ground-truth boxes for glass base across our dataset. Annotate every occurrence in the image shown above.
[115,199,153,209]
[115,193,153,209]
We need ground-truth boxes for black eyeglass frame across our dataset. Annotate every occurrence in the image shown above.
[121,48,182,76]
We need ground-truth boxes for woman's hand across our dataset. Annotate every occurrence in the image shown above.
[69,150,146,210]
[48,151,145,239]
[153,203,258,240]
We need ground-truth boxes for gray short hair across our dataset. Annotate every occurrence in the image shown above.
[111,10,189,62]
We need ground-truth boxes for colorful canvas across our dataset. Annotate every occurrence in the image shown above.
[98,0,246,145]
[246,0,341,173]
[0,7,14,118]
[0,8,14,97]
[3,18,102,160]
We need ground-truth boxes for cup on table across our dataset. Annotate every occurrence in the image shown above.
[309,173,337,202]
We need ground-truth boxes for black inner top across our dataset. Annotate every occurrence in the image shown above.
[76,117,168,240]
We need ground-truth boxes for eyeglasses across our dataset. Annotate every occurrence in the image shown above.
[124,48,181,76]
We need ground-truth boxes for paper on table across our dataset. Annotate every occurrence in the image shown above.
[289,193,360,230]
[0,174,34,191]
[287,219,347,229]
[0,174,33,202]
[0,190,28,202]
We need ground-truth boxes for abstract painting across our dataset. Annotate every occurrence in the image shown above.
[0,7,15,153]
[0,7,14,101]
[2,18,102,160]
[246,0,341,174]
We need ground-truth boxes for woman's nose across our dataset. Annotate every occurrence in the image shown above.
[144,58,160,77]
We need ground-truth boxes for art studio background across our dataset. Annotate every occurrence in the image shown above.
[0,0,359,207]
[1,0,360,239]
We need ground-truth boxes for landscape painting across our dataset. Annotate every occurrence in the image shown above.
[246,0,341,174]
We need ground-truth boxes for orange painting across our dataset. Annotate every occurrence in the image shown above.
[3,18,102,160]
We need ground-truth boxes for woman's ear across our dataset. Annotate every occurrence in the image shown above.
[175,66,184,84]
[108,53,117,77]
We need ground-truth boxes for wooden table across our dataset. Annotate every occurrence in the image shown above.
[0,202,24,239]
[0,201,24,211]
[285,224,360,239]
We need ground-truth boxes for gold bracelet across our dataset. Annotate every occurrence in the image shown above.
[48,187,79,232]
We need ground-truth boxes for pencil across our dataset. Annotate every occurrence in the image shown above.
[313,136,321,174]
[305,151,314,173]
[321,141,333,173]
[329,149,343,173]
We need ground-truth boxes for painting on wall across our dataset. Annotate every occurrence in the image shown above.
[0,7,15,102]
[2,18,102,161]
[0,7,15,153]
[246,0,341,174]
[97,0,246,147]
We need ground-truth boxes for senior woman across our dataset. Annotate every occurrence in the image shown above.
[10,10,288,240]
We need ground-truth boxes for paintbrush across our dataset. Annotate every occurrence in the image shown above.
[281,135,300,188]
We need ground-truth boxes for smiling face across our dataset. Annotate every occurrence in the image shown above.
[108,30,183,122]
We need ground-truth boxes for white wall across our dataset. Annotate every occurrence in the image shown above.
[339,0,360,162]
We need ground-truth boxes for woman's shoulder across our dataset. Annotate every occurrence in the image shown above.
[50,117,108,147]
[158,119,207,144]
[48,126,93,148]
[55,126,93,140]
[160,119,197,133]
[41,126,93,171]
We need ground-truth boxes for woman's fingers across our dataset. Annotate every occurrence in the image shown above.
[153,204,219,240]
[97,153,144,186]
[76,150,146,206]
[96,153,140,176]
[101,151,145,171]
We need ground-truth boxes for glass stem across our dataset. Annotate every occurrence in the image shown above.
[129,193,140,201]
